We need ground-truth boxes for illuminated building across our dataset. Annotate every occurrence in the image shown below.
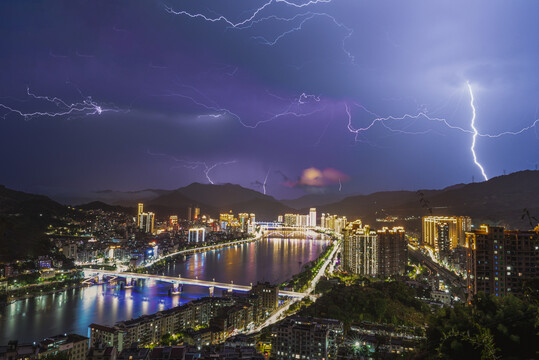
[62,243,77,259]
[138,212,155,234]
[297,215,309,227]
[309,208,316,227]
[188,228,206,243]
[320,213,347,233]
[39,334,89,360]
[251,282,278,314]
[238,213,250,232]
[465,225,539,302]
[272,316,343,360]
[137,203,144,226]
[169,215,179,231]
[343,224,406,277]
[376,227,407,277]
[283,212,312,227]
[220,212,236,230]
[342,225,378,276]
[194,207,200,220]
[284,214,296,226]
[422,216,471,251]
[277,215,283,223]
[188,207,192,221]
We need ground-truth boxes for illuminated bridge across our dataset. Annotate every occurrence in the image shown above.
[258,222,329,239]
[82,268,307,299]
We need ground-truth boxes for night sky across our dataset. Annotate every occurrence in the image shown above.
[1,0,538,199]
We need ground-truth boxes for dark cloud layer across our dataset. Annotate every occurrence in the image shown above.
[1,0,538,199]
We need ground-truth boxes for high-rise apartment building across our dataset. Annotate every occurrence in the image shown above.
[137,203,144,226]
[465,225,539,302]
[320,213,347,233]
[309,208,316,227]
[377,227,407,277]
[343,225,407,277]
[138,212,155,234]
[284,214,297,227]
[422,216,471,251]
[188,228,206,243]
[342,225,378,276]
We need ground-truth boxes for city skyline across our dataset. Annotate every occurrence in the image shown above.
[1,1,539,199]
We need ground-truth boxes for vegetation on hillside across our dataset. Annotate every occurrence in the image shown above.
[426,290,539,359]
[300,280,429,329]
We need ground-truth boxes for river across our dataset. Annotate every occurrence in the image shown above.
[0,236,329,343]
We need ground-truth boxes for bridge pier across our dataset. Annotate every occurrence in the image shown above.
[125,277,134,288]
[171,282,182,295]
[96,274,104,284]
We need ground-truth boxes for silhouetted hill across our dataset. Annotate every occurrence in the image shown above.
[280,193,347,210]
[44,170,539,227]
[176,183,277,208]
[76,201,133,214]
[148,190,217,219]
[148,183,290,220]
[319,170,539,229]
[0,185,67,217]
[226,198,294,221]
[52,189,167,206]
[0,185,72,261]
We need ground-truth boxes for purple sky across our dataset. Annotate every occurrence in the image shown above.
[1,0,538,199]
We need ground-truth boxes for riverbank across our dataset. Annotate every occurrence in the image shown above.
[137,231,263,274]
[280,238,336,292]
[3,278,85,305]
[1,235,328,343]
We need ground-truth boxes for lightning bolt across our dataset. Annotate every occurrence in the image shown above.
[0,86,125,120]
[467,81,488,181]
[159,84,326,129]
[345,82,539,180]
[147,150,237,185]
[164,0,353,61]
[263,168,271,195]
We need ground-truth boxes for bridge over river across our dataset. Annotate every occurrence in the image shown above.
[82,268,307,299]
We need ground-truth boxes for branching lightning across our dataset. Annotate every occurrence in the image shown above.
[345,83,539,180]
[164,0,354,61]
[159,85,326,129]
[147,150,237,185]
[0,86,125,120]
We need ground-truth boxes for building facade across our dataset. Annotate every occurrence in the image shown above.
[342,226,378,276]
[272,316,343,360]
[465,225,539,302]
[376,227,407,277]
[422,216,471,251]
[343,225,407,278]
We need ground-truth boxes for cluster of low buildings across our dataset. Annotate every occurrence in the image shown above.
[1,336,266,360]
[88,283,278,351]
[0,334,89,360]
[47,203,260,270]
